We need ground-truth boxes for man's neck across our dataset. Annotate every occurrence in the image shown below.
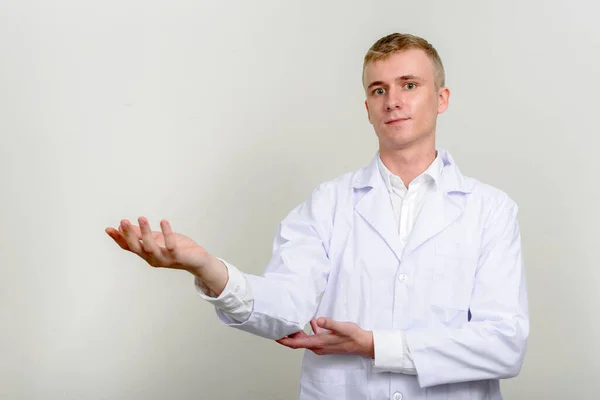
[379,144,437,188]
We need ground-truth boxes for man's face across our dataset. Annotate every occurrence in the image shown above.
[363,49,449,152]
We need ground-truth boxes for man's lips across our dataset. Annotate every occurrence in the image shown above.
[385,118,410,124]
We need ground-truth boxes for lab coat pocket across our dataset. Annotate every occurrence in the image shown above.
[430,243,474,316]
[300,355,367,399]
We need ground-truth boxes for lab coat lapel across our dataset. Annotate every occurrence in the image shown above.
[403,150,473,256]
[353,154,404,262]
[355,185,404,262]
[403,186,462,256]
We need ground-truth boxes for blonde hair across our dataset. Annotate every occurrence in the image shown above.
[363,33,445,89]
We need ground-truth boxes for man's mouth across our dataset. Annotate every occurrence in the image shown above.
[385,118,410,125]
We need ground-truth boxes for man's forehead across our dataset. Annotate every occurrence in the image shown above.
[363,49,434,84]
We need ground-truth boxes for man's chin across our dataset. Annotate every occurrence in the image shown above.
[379,132,416,147]
[378,135,435,153]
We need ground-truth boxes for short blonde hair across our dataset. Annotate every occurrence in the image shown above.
[363,33,445,89]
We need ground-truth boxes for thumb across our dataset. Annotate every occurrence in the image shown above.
[317,317,336,331]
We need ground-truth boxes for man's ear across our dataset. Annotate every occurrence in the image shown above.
[365,100,372,123]
[437,87,450,114]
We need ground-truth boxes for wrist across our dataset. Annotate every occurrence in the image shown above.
[361,330,375,359]
[186,252,214,277]
[190,255,229,297]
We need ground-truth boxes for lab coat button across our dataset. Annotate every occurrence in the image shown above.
[398,273,408,282]
[393,392,403,400]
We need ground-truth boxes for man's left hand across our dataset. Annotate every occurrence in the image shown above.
[276,317,374,359]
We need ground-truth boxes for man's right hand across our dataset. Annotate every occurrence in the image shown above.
[105,217,210,272]
[105,217,229,295]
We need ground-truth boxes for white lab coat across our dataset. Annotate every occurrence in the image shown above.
[216,149,529,400]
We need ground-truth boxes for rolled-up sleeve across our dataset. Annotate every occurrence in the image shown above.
[195,258,254,323]
[372,330,417,374]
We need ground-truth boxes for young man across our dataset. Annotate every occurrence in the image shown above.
[106,33,529,399]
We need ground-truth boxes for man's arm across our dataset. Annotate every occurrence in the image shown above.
[106,182,336,340]
[279,196,529,387]
[402,198,529,387]
[207,183,335,339]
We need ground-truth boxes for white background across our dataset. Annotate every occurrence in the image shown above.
[1,0,598,398]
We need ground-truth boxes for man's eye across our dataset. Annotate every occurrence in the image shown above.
[373,88,386,95]
[404,82,417,90]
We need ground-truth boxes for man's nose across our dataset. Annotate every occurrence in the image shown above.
[385,88,403,111]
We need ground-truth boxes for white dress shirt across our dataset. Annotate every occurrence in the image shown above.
[371,153,442,374]
[196,153,443,374]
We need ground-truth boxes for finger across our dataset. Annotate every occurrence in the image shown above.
[289,331,309,339]
[275,331,308,345]
[105,228,130,251]
[119,221,142,239]
[276,334,310,348]
[276,336,309,348]
[277,334,333,350]
[277,337,313,349]
[311,342,349,356]
[276,339,295,348]
[139,217,161,257]
[310,318,324,335]
[118,222,161,240]
[317,317,342,333]
[120,219,143,253]
[161,220,176,252]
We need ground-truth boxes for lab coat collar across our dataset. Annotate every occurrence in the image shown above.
[352,148,473,261]
[352,148,473,194]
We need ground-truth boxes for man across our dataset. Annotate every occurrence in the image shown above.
[106,33,529,399]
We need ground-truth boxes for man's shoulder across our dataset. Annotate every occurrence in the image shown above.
[312,159,375,196]
[439,148,518,209]
[308,171,355,203]
[318,170,356,190]
[302,164,368,212]
[463,174,519,213]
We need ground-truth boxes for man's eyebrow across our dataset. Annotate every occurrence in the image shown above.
[366,75,425,90]
[366,80,385,90]
[396,75,424,82]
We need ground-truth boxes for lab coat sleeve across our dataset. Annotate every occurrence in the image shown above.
[211,183,335,340]
[404,197,529,388]
[372,330,417,374]
[195,258,254,323]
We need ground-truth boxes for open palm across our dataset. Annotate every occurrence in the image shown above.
[105,217,209,271]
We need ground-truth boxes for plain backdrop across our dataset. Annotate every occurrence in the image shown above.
[1,0,598,399]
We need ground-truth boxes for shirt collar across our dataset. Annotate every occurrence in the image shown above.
[377,151,443,194]
[353,149,473,194]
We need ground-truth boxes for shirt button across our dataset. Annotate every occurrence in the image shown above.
[398,273,408,282]
[393,392,403,400]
